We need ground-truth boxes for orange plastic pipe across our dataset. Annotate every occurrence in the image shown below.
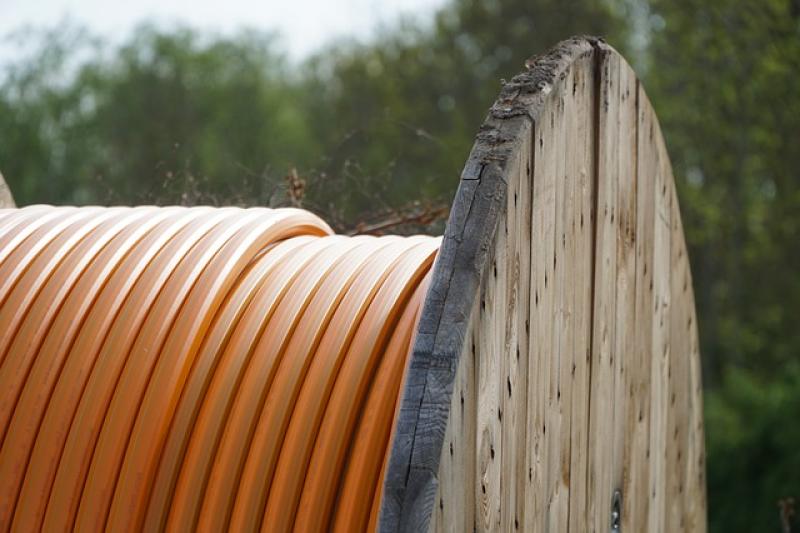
[0,205,438,533]
[104,210,329,533]
[0,208,153,444]
[290,243,438,532]
[12,207,211,532]
[0,207,157,524]
[0,206,62,264]
[332,270,432,533]
[43,207,243,532]
[141,236,314,533]
[193,235,399,533]
[165,235,353,532]
[225,236,411,532]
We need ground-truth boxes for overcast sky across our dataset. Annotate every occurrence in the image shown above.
[0,0,447,60]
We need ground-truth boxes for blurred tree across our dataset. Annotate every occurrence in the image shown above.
[302,0,628,219]
[645,0,800,385]
[0,26,98,204]
[1,0,627,226]
[704,364,800,532]
[1,1,799,529]
[0,24,315,206]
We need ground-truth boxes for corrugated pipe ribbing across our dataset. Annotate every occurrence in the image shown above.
[0,205,438,533]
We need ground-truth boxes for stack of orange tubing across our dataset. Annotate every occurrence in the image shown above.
[0,205,439,533]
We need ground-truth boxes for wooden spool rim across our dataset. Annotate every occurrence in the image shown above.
[380,35,704,532]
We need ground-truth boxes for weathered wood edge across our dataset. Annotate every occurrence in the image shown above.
[379,35,605,533]
[0,171,15,208]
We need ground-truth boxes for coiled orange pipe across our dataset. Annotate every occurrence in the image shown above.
[0,205,438,533]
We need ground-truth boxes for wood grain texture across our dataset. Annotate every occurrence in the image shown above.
[380,36,706,533]
[0,172,14,208]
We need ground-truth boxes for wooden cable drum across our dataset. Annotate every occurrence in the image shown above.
[0,36,705,533]
[381,37,706,533]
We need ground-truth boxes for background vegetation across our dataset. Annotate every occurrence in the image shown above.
[1,0,798,530]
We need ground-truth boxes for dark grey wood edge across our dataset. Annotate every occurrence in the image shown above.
[379,36,605,533]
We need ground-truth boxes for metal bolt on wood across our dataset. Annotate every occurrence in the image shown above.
[611,489,622,532]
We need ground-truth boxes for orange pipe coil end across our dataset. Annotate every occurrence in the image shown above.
[0,205,439,533]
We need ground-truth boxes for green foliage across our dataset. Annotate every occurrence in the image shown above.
[1,0,798,530]
[645,0,800,384]
[302,0,627,217]
[705,364,800,532]
[1,24,316,206]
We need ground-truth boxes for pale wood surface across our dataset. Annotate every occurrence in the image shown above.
[0,172,14,208]
[381,37,705,533]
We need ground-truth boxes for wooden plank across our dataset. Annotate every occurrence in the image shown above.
[566,50,597,533]
[499,133,532,533]
[682,213,707,531]
[540,90,561,533]
[625,83,657,532]
[523,91,557,533]
[668,149,706,532]
[430,303,477,533]
[647,110,672,532]
[667,184,690,532]
[547,77,571,533]
[475,166,509,532]
[586,45,619,533]
[611,51,639,521]
[676,171,706,530]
